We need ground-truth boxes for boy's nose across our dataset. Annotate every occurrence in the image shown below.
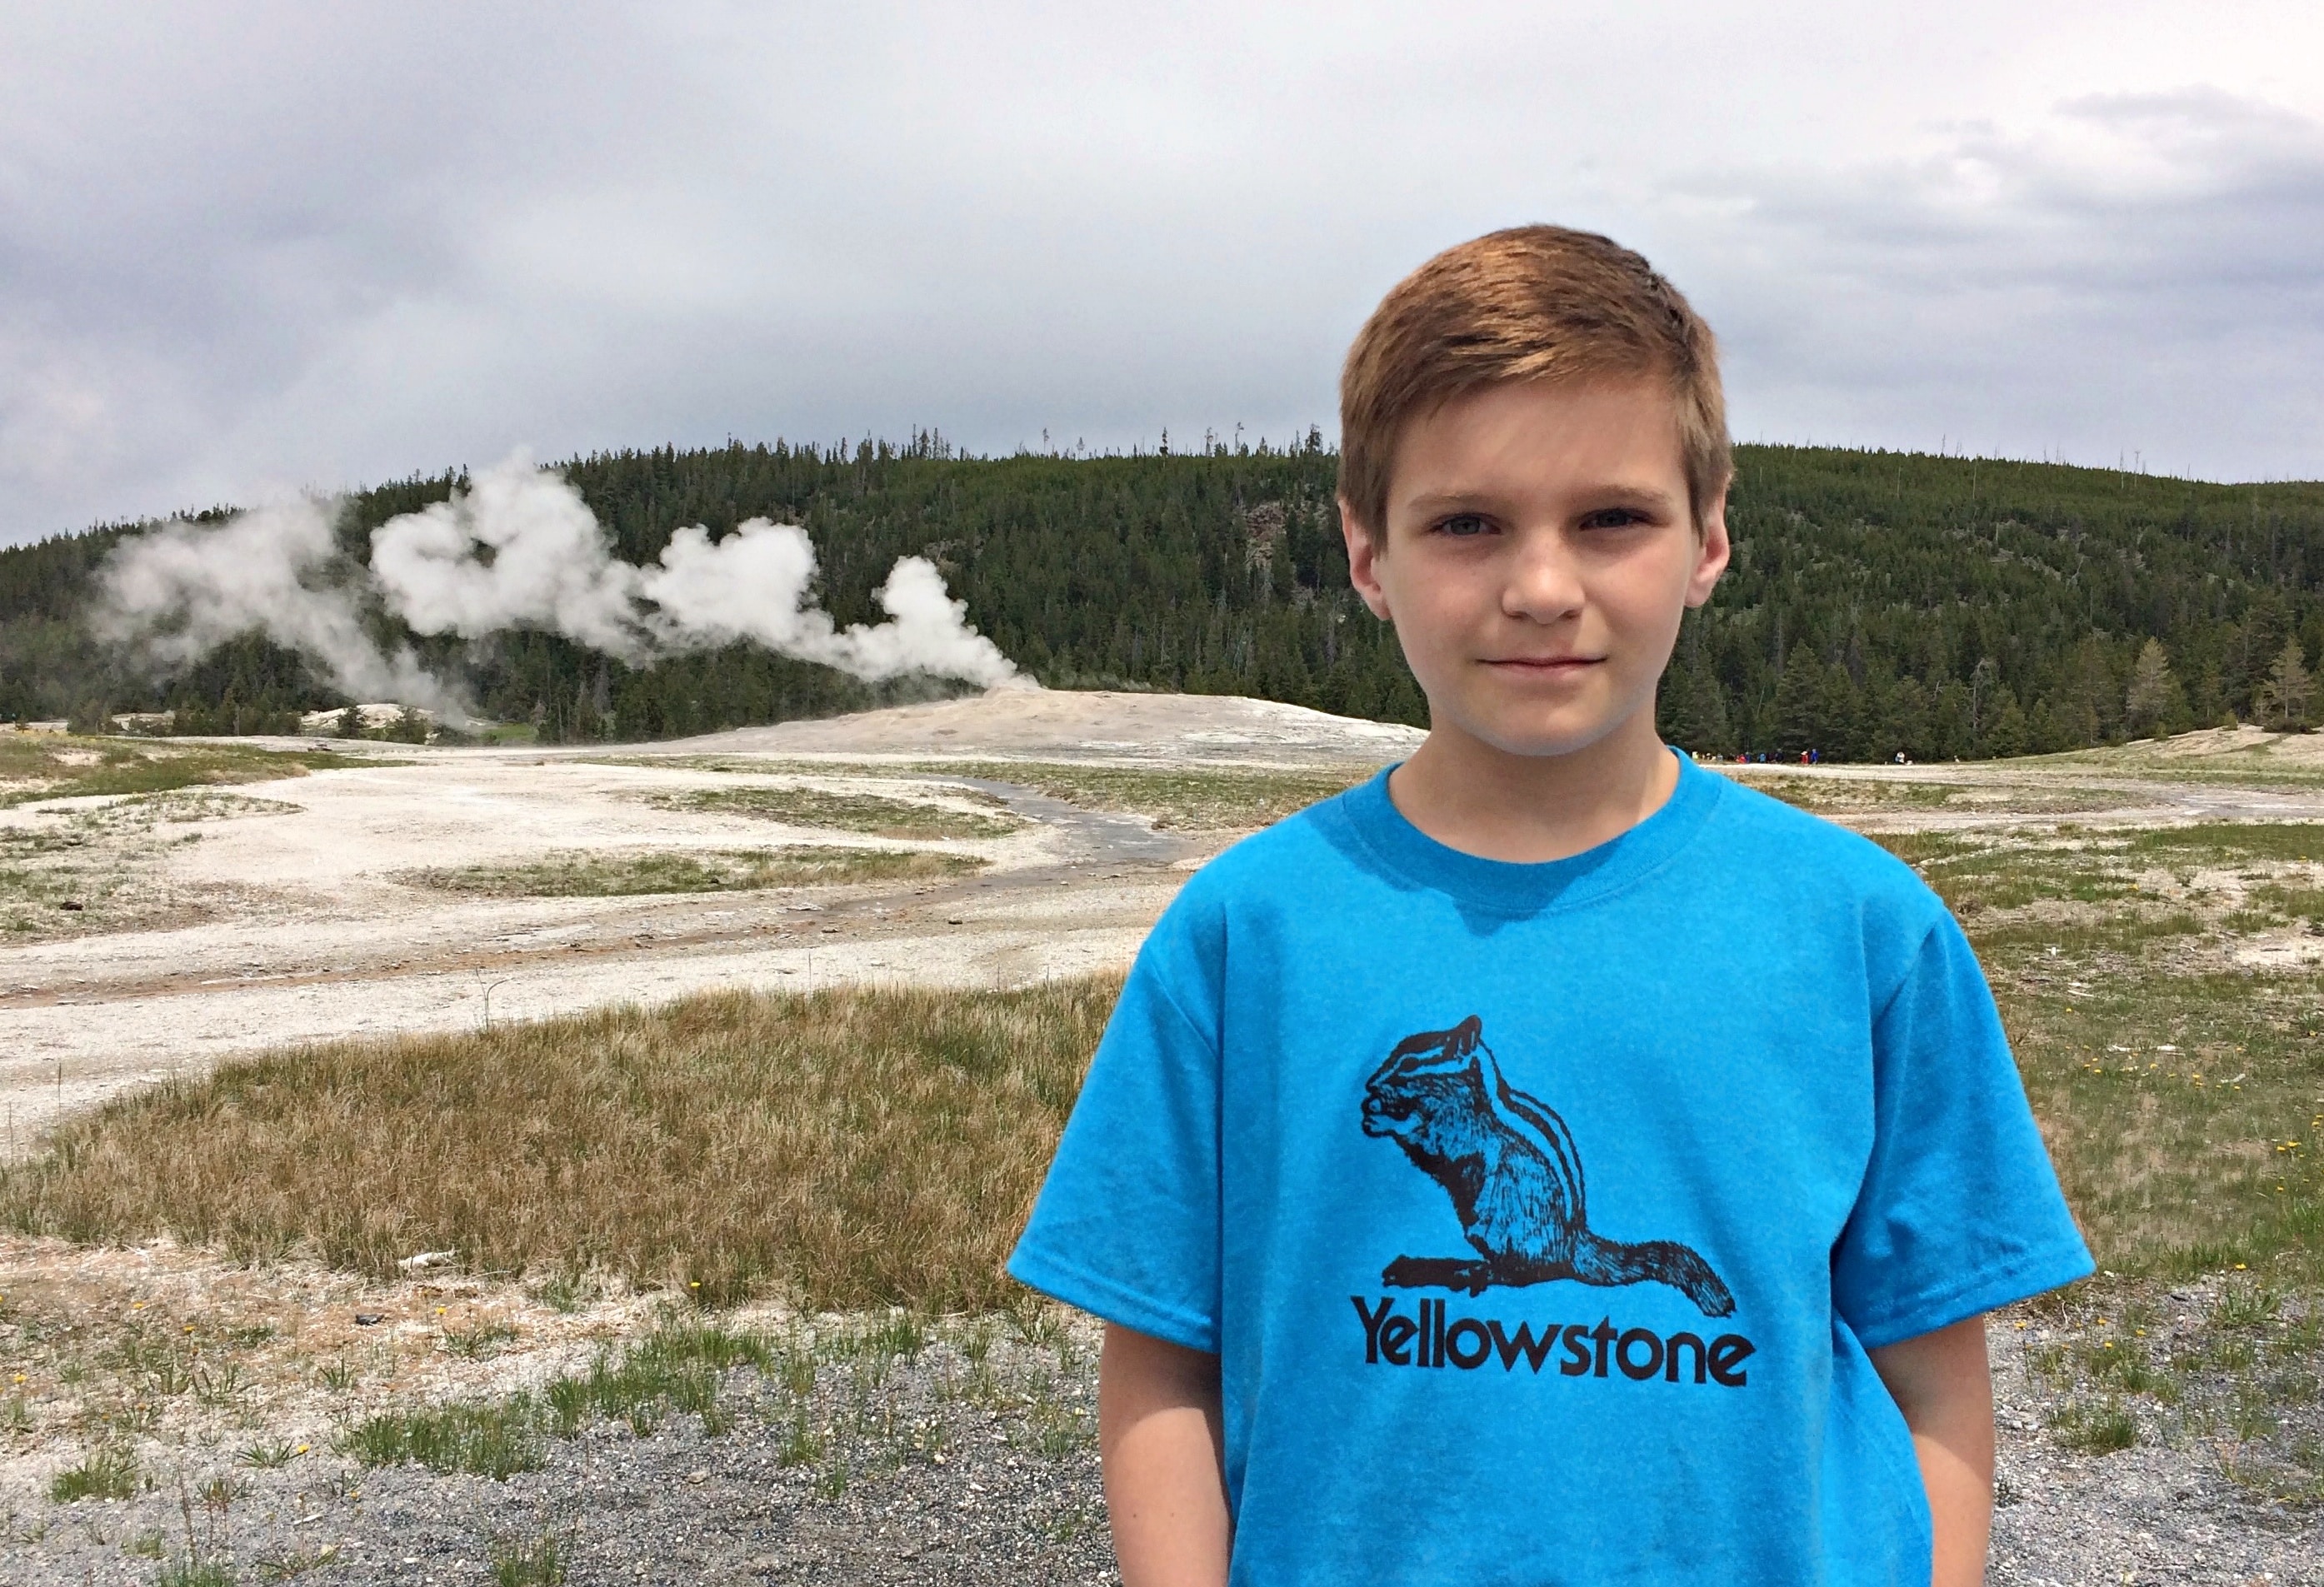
[1501,536,1585,624]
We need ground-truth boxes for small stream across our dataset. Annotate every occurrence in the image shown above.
[949,776,1192,864]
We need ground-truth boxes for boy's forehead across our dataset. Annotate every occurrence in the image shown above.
[1386,376,1689,508]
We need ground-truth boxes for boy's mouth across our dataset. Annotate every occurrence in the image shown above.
[1482,655,1602,672]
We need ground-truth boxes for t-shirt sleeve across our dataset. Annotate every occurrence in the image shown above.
[1007,911,1222,1354]
[1832,911,2094,1350]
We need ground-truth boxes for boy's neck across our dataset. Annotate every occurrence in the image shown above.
[1386,709,1680,864]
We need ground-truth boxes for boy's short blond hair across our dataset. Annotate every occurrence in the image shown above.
[1338,226,1732,538]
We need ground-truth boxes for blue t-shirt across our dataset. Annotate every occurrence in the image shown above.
[1009,754,2092,1586]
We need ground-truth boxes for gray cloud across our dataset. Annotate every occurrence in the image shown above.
[1683,90,2324,477]
[3,2,2321,546]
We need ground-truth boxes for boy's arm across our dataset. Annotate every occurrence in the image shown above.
[1098,1323,1232,1587]
[1867,1314,1995,1587]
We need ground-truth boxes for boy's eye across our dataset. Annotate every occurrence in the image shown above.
[1579,507,1650,531]
[1435,513,1492,537]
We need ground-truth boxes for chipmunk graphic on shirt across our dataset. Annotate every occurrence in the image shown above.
[1361,1015,1736,1318]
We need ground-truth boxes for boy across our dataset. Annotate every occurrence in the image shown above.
[1007,227,2090,1585]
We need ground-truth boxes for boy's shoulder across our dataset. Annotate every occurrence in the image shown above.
[1158,783,1359,913]
[1690,768,1962,986]
[1703,769,1934,881]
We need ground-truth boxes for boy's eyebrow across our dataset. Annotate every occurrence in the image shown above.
[1400,482,1683,515]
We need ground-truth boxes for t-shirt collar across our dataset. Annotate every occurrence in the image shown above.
[1332,747,1724,916]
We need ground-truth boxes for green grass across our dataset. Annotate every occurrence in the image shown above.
[342,1400,543,1480]
[339,1315,939,1483]
[0,787,301,940]
[546,1320,778,1436]
[48,1445,138,1501]
[444,1320,518,1359]
[236,1439,297,1470]
[157,1560,237,1587]
[634,757,1373,833]
[643,784,1021,840]
[904,761,1370,831]
[1727,772,2126,817]
[1996,972,2324,1285]
[402,846,981,897]
[2120,822,2324,863]
[491,1531,569,1587]
[0,734,362,808]
[2046,1398,2139,1454]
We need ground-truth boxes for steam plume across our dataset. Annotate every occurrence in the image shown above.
[97,452,1022,716]
[92,499,467,715]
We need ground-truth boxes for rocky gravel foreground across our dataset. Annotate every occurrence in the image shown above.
[1987,1319,2321,1586]
[4,1309,2319,1585]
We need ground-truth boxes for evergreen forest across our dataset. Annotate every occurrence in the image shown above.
[2,434,2322,761]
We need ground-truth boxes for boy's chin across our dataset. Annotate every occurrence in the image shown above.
[1431,705,1643,763]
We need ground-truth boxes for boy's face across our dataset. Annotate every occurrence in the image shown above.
[1342,377,1729,763]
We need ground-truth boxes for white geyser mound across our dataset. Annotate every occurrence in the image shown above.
[97,452,1024,711]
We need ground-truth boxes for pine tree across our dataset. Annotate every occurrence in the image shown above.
[1875,676,1932,761]
[2258,639,2316,731]
[2122,638,2185,740]
[1660,662,1732,756]
[1772,650,1825,756]
[1982,688,2028,759]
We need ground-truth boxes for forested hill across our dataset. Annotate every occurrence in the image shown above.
[2,436,2322,760]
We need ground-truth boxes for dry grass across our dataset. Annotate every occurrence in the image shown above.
[0,977,1117,1311]
[641,785,1020,840]
[401,846,981,897]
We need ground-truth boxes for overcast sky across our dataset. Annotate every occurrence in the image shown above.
[3,1,2320,547]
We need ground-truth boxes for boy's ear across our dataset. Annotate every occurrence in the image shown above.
[1339,496,1394,621]
[1685,480,1733,610]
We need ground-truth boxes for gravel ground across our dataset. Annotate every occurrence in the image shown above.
[4,1315,1117,1586]
[1988,1302,2323,1587]
[7,1301,2320,1586]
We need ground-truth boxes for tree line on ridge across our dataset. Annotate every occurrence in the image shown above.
[2,432,2322,761]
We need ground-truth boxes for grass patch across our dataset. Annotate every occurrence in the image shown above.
[2120,822,2324,864]
[1727,773,2124,816]
[0,787,303,940]
[330,1309,1035,1503]
[908,761,1368,831]
[492,1531,569,1587]
[342,1400,542,1480]
[49,1445,139,1500]
[0,977,1115,1310]
[619,756,1372,832]
[1996,970,2324,1285]
[0,735,361,808]
[402,846,980,897]
[547,1319,780,1435]
[644,784,1020,840]
[2046,1398,2139,1454]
